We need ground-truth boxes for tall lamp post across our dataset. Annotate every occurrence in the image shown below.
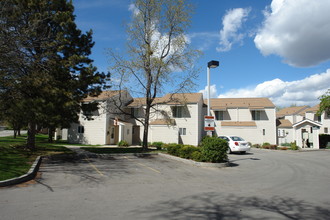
[207,60,219,116]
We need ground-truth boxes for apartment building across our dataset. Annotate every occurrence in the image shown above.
[207,98,277,145]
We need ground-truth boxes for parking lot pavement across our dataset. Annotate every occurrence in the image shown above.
[1,149,330,220]
[0,130,27,137]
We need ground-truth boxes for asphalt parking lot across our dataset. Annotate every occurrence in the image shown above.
[1,148,330,219]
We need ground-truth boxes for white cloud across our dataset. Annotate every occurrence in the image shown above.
[217,69,330,107]
[128,3,139,16]
[199,84,218,98]
[254,0,330,67]
[217,8,250,52]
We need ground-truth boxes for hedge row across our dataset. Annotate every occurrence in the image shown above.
[164,137,228,163]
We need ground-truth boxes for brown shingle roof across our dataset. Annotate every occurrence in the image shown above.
[276,106,309,118]
[277,119,293,128]
[303,104,319,113]
[83,90,122,102]
[206,98,275,110]
[128,93,203,107]
[221,121,256,127]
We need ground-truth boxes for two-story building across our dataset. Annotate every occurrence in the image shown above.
[68,90,278,146]
[68,90,134,145]
[128,93,204,146]
[207,98,277,145]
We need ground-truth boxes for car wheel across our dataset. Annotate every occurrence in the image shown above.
[227,148,232,154]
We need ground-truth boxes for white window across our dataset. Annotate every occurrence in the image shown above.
[215,111,224,121]
[179,128,186,135]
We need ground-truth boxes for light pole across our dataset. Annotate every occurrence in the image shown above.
[207,60,219,116]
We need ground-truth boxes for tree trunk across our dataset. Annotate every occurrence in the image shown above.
[142,104,151,151]
[13,130,17,139]
[48,127,54,143]
[26,122,36,149]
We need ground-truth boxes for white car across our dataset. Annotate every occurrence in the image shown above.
[219,136,251,154]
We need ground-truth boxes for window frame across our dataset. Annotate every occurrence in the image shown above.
[179,128,186,135]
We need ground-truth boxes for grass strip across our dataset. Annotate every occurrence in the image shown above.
[0,134,73,181]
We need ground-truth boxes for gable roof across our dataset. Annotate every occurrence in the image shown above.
[83,90,123,102]
[128,93,203,107]
[303,104,319,113]
[292,119,322,128]
[276,106,309,118]
[206,98,275,110]
[277,119,293,128]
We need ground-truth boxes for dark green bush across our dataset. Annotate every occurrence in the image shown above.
[200,136,228,163]
[165,143,182,156]
[319,134,330,148]
[252,144,260,148]
[151,142,164,150]
[179,145,199,159]
[262,142,270,147]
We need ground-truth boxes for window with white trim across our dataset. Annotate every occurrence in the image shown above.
[179,128,186,135]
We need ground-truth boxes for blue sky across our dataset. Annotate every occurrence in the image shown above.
[72,0,330,107]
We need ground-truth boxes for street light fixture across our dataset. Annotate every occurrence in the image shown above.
[207,60,219,116]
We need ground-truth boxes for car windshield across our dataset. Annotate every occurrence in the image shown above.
[230,136,244,141]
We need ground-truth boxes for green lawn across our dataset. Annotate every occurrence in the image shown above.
[0,134,72,181]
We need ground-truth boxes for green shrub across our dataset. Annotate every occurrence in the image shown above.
[117,140,129,147]
[252,144,260,148]
[191,150,204,162]
[200,136,228,163]
[290,141,298,150]
[179,145,199,159]
[262,142,270,147]
[281,143,291,147]
[151,142,164,150]
[165,143,182,156]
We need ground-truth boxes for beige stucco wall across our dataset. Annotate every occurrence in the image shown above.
[213,107,277,145]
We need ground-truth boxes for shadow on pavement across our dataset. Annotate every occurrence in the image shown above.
[133,192,330,220]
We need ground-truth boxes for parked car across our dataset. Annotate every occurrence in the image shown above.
[219,136,251,154]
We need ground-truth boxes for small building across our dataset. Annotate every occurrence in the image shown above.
[276,105,330,149]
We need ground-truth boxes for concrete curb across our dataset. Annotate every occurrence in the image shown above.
[0,156,42,187]
[158,153,229,168]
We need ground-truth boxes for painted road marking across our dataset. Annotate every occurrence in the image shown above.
[123,156,161,174]
[83,157,104,176]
